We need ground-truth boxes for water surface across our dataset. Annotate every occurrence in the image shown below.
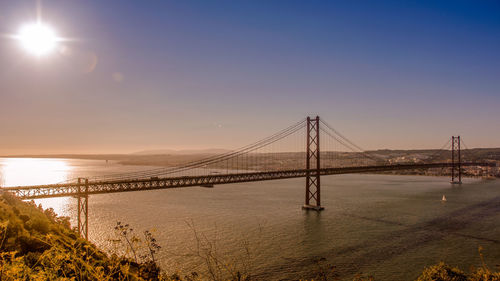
[1,158,499,280]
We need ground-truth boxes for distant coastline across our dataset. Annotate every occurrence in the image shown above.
[1,147,499,178]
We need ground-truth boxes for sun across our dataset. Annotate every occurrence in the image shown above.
[17,22,59,56]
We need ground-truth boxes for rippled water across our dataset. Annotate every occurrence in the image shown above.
[1,158,499,280]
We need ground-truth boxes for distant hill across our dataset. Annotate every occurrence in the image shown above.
[131,148,232,155]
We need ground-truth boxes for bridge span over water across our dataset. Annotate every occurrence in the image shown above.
[4,162,492,200]
[2,116,496,239]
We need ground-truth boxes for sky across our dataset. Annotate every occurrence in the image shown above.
[0,0,499,154]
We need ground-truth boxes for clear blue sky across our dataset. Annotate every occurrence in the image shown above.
[0,0,499,154]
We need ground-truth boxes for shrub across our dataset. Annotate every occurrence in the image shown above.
[417,262,467,281]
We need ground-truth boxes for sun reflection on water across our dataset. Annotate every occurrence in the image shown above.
[0,158,73,216]
[0,158,71,187]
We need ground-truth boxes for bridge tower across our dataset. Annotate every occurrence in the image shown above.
[77,178,89,239]
[451,136,462,184]
[303,116,324,211]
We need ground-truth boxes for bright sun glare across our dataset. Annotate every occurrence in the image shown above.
[17,22,59,56]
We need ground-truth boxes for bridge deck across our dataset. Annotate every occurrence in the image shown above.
[2,162,495,199]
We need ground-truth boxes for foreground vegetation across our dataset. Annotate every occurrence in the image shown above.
[0,192,162,280]
[0,191,499,280]
[417,261,500,281]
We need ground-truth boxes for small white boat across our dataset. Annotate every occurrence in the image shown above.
[442,195,447,202]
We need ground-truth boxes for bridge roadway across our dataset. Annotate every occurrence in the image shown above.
[3,162,495,200]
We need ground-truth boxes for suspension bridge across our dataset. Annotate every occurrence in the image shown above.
[2,116,496,239]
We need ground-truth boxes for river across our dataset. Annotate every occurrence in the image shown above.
[1,157,499,280]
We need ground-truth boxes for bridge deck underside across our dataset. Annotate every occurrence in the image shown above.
[3,162,494,199]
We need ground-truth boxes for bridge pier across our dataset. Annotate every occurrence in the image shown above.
[76,178,89,240]
[451,136,462,184]
[303,116,324,211]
